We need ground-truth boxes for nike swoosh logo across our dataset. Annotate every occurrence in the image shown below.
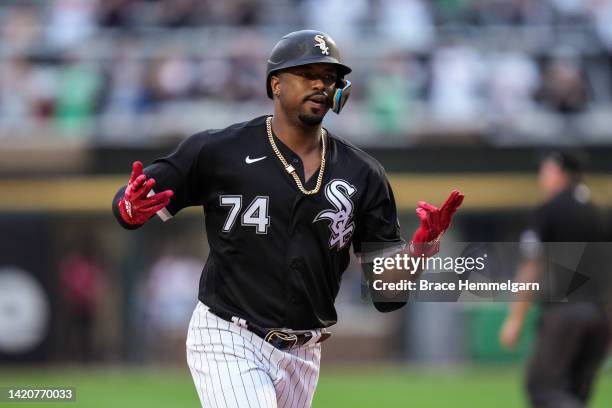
[245,155,267,164]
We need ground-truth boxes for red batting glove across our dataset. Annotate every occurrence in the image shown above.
[410,190,464,256]
[118,161,174,226]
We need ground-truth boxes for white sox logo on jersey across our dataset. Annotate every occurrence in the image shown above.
[314,179,356,250]
[314,35,330,55]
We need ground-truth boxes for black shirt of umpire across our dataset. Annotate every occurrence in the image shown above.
[522,185,609,302]
[113,116,405,330]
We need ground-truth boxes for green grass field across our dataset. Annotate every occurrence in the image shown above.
[0,365,610,407]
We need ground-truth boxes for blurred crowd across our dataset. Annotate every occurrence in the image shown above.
[1,0,612,143]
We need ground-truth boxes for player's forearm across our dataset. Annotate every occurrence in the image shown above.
[371,245,433,313]
[376,243,428,300]
[383,243,424,278]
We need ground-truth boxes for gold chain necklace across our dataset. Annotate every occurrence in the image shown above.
[266,116,326,195]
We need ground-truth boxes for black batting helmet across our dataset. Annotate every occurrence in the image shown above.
[266,30,352,99]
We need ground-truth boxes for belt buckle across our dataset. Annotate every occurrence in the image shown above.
[264,329,298,350]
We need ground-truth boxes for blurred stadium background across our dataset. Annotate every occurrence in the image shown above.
[0,0,611,406]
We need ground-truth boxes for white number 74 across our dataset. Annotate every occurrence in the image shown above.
[220,195,270,234]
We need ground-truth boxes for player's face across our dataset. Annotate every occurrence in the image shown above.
[274,64,338,126]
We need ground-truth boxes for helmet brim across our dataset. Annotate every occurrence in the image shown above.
[266,60,352,98]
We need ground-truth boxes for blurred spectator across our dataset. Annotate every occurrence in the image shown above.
[375,0,435,51]
[536,56,588,114]
[1,5,42,53]
[227,54,264,101]
[55,52,102,136]
[430,42,486,124]
[487,51,539,119]
[47,0,98,50]
[59,239,106,362]
[0,58,57,136]
[590,0,612,51]
[195,0,264,27]
[27,64,58,124]
[196,58,233,98]
[432,0,470,24]
[225,31,267,101]
[143,49,197,106]
[298,0,368,43]
[463,0,553,26]
[102,37,147,115]
[548,0,589,24]
[0,58,35,133]
[366,53,420,134]
[98,0,135,28]
[158,0,203,27]
[194,30,265,101]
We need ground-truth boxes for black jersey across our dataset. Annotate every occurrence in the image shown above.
[113,115,405,330]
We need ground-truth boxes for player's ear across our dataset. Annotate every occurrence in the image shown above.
[270,75,281,97]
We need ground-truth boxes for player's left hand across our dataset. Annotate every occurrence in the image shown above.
[410,190,464,256]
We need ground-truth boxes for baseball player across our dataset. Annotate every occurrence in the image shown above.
[112,30,464,408]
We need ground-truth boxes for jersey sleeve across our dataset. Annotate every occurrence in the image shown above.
[353,165,408,313]
[143,131,212,218]
[111,131,213,229]
[352,163,406,259]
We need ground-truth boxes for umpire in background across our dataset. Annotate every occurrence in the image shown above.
[499,151,610,408]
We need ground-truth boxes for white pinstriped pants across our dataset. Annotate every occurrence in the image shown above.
[186,302,322,408]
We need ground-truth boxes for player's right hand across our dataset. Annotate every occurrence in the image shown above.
[118,161,174,226]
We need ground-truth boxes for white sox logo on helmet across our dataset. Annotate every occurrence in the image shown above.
[314,179,356,250]
[314,34,330,55]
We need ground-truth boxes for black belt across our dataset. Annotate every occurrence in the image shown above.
[207,307,331,350]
